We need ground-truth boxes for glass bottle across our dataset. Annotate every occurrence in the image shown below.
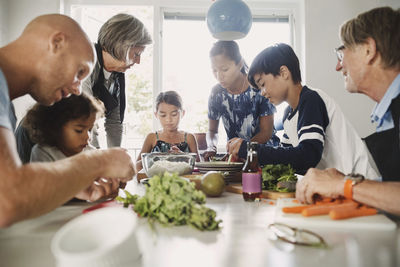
[242,142,262,201]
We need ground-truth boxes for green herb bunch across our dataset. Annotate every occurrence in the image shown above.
[261,164,297,192]
[116,172,221,231]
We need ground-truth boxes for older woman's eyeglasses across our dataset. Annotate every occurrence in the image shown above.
[335,45,345,62]
[268,223,328,248]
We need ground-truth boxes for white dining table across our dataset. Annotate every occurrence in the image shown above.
[0,179,399,267]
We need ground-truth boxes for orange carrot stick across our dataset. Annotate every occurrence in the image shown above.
[301,201,359,217]
[283,199,349,214]
[330,207,377,220]
[282,205,310,213]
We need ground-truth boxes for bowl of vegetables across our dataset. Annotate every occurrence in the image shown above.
[142,152,196,178]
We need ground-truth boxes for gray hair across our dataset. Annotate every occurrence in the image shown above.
[97,13,152,61]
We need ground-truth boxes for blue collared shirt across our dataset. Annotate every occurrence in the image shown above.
[371,74,400,132]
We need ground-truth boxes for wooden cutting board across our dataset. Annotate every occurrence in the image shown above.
[225,183,295,200]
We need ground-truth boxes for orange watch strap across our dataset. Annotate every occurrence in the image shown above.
[344,179,353,199]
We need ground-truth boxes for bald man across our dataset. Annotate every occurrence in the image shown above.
[0,14,135,227]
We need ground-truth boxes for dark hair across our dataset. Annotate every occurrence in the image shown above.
[248,43,302,89]
[155,91,183,111]
[24,93,105,147]
[209,40,248,75]
[340,7,400,70]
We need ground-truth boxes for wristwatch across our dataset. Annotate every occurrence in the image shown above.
[343,173,365,199]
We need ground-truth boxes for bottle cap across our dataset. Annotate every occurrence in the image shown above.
[247,142,258,151]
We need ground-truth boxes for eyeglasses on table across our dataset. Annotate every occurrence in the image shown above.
[268,223,328,248]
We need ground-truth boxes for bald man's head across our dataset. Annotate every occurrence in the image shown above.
[23,14,94,55]
[17,14,96,105]
[25,14,84,35]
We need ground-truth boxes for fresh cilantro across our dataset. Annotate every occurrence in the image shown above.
[117,172,222,231]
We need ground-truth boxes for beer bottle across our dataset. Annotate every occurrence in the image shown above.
[242,142,262,201]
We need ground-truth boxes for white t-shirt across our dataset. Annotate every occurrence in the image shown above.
[30,144,95,162]
[282,87,380,180]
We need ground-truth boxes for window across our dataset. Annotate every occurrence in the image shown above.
[162,14,290,145]
[69,3,293,153]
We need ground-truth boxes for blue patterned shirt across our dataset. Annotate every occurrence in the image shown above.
[208,84,279,145]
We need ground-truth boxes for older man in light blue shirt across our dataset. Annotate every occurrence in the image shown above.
[296,7,400,216]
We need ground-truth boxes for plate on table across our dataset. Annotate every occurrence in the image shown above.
[195,162,243,183]
[195,161,244,171]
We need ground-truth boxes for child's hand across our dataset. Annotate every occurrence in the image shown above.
[202,150,216,161]
[169,145,182,153]
[226,138,244,159]
[75,178,120,202]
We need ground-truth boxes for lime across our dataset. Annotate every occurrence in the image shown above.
[201,171,225,197]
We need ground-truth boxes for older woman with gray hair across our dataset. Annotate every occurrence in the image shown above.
[83,13,152,148]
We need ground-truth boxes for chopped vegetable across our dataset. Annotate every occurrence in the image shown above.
[116,172,222,231]
[329,206,377,220]
[302,202,358,217]
[282,197,378,220]
[282,205,310,213]
[261,164,297,192]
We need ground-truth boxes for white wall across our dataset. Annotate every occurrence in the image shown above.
[7,0,60,41]
[3,0,400,136]
[0,0,9,46]
[4,0,61,122]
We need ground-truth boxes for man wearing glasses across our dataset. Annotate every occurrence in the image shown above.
[296,7,400,216]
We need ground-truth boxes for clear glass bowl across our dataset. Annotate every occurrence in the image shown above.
[142,152,196,177]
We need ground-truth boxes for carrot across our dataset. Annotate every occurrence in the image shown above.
[292,199,299,204]
[269,201,275,205]
[282,205,310,213]
[283,199,348,214]
[330,206,377,220]
[301,201,359,217]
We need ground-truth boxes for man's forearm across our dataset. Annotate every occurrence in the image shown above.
[0,151,104,227]
[353,180,400,216]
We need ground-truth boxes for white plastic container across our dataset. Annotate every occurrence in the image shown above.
[51,207,140,267]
